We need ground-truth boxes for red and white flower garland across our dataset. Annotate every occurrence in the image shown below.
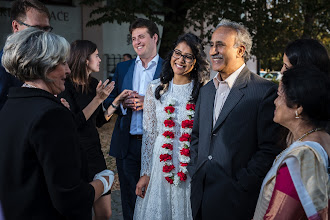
[160,98,195,186]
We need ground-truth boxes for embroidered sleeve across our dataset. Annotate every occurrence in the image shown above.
[141,83,158,176]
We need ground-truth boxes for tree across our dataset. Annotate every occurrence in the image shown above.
[80,0,330,71]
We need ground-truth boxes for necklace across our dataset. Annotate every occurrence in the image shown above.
[22,83,37,89]
[160,98,195,186]
[297,127,322,141]
[275,127,322,163]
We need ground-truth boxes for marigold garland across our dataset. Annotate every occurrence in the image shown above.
[160,98,195,186]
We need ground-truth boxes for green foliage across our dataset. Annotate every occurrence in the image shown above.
[79,0,172,26]
[80,0,330,70]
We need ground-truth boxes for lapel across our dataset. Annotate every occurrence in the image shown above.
[153,57,163,79]
[205,82,217,135]
[212,67,250,132]
[123,59,136,90]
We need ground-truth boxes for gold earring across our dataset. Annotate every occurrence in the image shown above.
[295,110,300,119]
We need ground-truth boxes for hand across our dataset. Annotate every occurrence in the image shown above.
[113,89,132,107]
[60,98,70,110]
[123,91,144,111]
[136,175,150,198]
[95,80,115,102]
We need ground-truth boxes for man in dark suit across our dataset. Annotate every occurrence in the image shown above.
[104,18,163,220]
[188,19,281,220]
[0,0,52,110]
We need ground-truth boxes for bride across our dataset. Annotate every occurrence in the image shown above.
[133,33,209,220]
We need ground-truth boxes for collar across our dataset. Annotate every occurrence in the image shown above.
[135,54,159,69]
[213,63,245,89]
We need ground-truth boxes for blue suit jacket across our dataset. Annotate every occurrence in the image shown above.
[0,49,23,110]
[104,57,163,159]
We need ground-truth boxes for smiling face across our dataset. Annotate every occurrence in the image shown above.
[46,61,71,95]
[170,41,196,78]
[281,53,293,74]
[209,26,245,77]
[86,49,101,75]
[131,27,158,59]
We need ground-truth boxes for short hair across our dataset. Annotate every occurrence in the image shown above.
[155,33,210,103]
[129,18,160,45]
[2,28,70,82]
[10,0,50,22]
[285,39,329,75]
[215,19,252,62]
[123,53,132,59]
[281,66,330,129]
[68,40,97,93]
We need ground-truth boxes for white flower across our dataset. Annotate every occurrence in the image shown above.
[168,98,177,106]
[163,172,173,177]
[173,175,180,186]
[179,154,191,163]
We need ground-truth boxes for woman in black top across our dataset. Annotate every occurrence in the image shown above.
[59,40,130,220]
[0,28,112,220]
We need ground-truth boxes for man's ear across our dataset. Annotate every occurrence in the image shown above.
[153,34,158,45]
[236,45,246,59]
[12,20,20,33]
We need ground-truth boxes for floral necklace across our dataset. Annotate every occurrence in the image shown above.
[160,97,195,186]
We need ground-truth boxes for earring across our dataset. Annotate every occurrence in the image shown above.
[295,110,300,119]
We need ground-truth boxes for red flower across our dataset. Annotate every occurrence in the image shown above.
[163,131,174,139]
[160,154,172,162]
[164,106,175,114]
[186,104,195,111]
[180,162,189,167]
[182,119,194,128]
[180,148,190,156]
[163,164,175,173]
[179,133,191,142]
[165,176,174,184]
[177,171,187,181]
[162,143,173,150]
[164,119,175,127]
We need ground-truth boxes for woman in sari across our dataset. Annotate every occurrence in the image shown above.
[253,66,330,219]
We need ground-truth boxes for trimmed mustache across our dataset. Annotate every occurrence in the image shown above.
[211,54,223,59]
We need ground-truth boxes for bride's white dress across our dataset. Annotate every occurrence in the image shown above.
[133,79,193,220]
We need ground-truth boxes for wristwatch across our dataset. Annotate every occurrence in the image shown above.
[111,103,119,109]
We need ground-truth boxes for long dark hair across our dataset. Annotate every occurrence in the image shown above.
[282,66,330,129]
[155,33,209,103]
[285,39,329,75]
[68,40,97,93]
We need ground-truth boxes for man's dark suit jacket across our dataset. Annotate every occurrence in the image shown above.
[188,66,281,220]
[104,58,163,159]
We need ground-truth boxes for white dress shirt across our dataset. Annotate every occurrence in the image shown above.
[122,54,159,135]
[213,64,245,126]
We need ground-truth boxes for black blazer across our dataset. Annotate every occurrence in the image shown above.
[0,87,95,220]
[188,67,281,219]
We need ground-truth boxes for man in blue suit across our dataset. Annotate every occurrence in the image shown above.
[0,0,52,110]
[104,18,163,220]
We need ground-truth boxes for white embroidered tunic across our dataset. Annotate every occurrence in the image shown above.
[133,79,193,220]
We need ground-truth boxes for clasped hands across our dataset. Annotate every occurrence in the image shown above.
[123,91,144,111]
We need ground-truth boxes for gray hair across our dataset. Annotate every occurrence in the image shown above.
[216,19,252,62]
[2,27,70,82]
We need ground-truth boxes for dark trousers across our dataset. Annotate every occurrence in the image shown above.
[116,137,142,220]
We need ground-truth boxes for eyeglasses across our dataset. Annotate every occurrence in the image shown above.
[17,20,53,32]
[172,49,195,63]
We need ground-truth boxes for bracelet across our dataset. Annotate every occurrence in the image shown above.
[111,103,119,109]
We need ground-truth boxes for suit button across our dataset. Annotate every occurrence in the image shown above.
[212,133,217,136]
[208,155,212,160]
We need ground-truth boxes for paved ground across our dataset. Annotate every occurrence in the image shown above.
[98,117,124,219]
[111,190,123,220]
